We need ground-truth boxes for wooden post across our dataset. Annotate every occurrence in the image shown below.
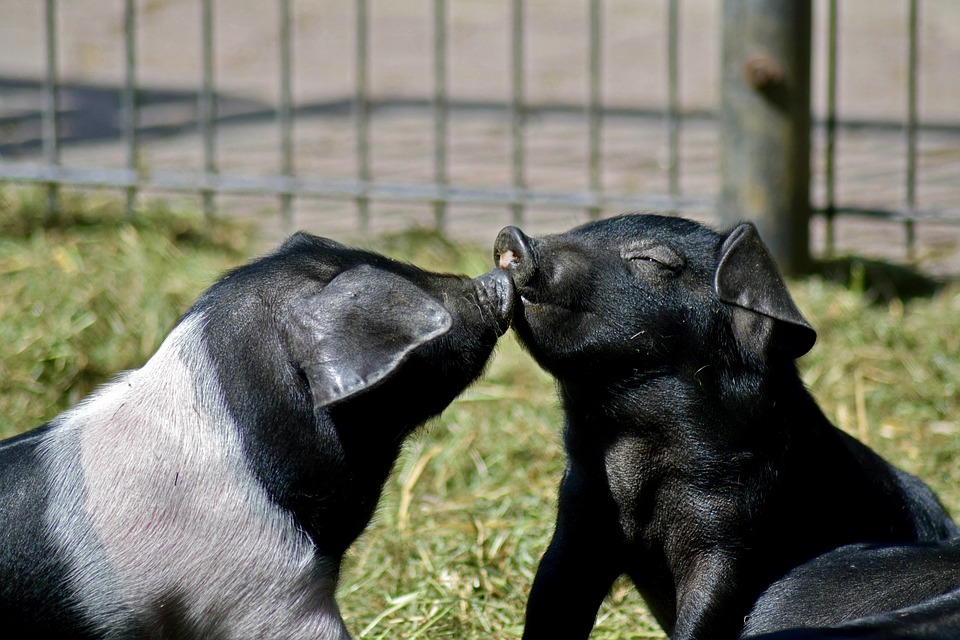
[719,0,812,275]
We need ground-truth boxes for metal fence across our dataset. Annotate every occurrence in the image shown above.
[1,0,959,271]
[817,0,959,261]
[4,0,707,223]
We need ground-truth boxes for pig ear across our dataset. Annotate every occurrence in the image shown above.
[714,223,816,359]
[286,265,452,408]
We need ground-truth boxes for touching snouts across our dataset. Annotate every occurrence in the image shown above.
[472,268,515,336]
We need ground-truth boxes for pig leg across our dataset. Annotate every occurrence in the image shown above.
[523,466,623,639]
[671,551,753,640]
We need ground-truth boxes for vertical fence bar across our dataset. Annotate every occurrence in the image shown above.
[356,0,371,232]
[43,0,60,218]
[823,0,838,257]
[123,0,138,219]
[905,0,919,260]
[511,0,526,226]
[199,0,217,220]
[719,0,812,275]
[279,0,294,233]
[666,0,680,205]
[587,0,602,219]
[433,0,448,231]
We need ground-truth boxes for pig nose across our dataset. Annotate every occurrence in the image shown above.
[494,226,536,287]
[472,268,515,336]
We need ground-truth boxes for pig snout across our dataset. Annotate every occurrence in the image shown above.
[494,226,536,288]
[472,268,515,336]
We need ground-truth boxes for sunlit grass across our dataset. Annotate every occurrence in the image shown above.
[0,187,251,436]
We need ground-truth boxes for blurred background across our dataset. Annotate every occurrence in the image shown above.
[1,0,959,272]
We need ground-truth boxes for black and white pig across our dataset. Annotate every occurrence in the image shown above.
[0,231,513,639]
[493,213,958,640]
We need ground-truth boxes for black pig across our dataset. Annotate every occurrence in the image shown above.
[743,538,960,638]
[494,214,957,640]
[0,232,513,639]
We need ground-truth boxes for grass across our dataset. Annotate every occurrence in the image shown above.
[0,188,251,436]
[1,191,958,638]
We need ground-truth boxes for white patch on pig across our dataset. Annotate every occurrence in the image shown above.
[42,313,351,639]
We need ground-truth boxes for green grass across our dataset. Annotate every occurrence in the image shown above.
[1,192,958,638]
[0,188,251,436]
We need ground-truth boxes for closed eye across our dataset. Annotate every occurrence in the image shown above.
[622,245,684,272]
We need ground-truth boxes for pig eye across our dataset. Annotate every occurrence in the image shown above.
[621,243,684,272]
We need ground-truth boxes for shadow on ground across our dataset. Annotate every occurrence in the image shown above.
[814,257,944,304]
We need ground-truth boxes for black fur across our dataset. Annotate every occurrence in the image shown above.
[745,590,960,640]
[493,214,957,640]
[0,426,97,638]
[0,232,513,638]
[743,540,960,639]
[195,233,514,558]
